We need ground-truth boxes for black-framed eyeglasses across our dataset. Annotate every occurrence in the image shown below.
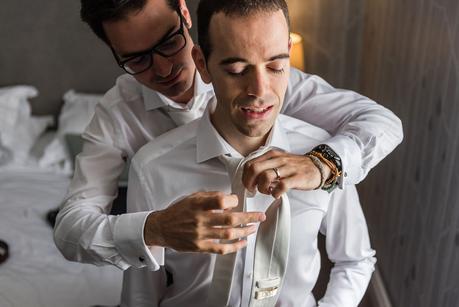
[111,10,187,75]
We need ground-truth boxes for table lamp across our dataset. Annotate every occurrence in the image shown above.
[290,32,305,71]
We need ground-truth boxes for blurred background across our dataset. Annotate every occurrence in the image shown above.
[286,1,459,307]
[1,0,458,306]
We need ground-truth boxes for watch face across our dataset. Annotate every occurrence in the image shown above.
[314,144,342,171]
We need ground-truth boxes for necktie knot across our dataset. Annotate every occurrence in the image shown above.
[218,146,275,200]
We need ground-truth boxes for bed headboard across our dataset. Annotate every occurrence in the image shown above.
[0,0,199,117]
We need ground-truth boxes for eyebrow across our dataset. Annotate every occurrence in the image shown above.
[118,24,179,59]
[219,53,290,66]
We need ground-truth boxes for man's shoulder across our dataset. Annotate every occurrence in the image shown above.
[96,74,143,110]
[284,69,337,110]
[287,68,334,92]
[278,114,331,144]
[132,119,200,169]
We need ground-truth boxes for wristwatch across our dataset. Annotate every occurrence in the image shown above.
[310,144,343,193]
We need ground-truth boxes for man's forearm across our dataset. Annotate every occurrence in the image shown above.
[54,197,132,270]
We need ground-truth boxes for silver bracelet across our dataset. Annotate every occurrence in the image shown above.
[307,154,326,190]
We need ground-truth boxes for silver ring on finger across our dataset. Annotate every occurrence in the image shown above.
[272,167,281,180]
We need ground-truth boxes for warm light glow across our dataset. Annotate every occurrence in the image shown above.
[290,32,305,71]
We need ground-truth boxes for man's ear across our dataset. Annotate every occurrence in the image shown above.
[288,37,292,54]
[179,0,192,29]
[192,46,212,84]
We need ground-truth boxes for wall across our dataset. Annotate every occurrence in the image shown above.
[0,0,201,117]
[358,1,459,306]
[287,1,459,306]
[0,1,122,116]
[286,0,364,91]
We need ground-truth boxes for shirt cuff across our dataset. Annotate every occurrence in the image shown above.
[113,211,164,270]
[322,135,363,188]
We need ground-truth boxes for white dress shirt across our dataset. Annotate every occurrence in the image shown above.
[54,68,400,270]
[124,100,376,306]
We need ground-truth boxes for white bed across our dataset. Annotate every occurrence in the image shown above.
[0,168,123,307]
[0,86,124,306]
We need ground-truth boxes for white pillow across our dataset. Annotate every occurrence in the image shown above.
[39,90,102,174]
[59,90,102,135]
[8,116,54,163]
[0,86,37,131]
[0,143,13,166]
[0,86,53,166]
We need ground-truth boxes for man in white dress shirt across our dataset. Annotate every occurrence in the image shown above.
[54,0,401,272]
[125,1,376,305]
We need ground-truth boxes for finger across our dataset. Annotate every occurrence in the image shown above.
[243,156,287,191]
[200,225,258,240]
[203,211,266,227]
[255,165,290,195]
[192,192,239,211]
[198,239,248,255]
[257,163,308,195]
[271,176,298,199]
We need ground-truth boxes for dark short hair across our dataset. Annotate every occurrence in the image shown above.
[80,0,180,44]
[197,0,290,60]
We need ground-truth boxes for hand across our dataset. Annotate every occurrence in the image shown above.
[144,191,266,255]
[242,149,331,199]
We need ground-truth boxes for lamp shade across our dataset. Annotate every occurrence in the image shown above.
[290,32,305,71]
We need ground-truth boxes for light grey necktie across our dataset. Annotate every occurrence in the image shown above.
[168,108,201,126]
[207,146,291,306]
[166,96,208,126]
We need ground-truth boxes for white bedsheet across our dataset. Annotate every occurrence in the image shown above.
[0,169,123,307]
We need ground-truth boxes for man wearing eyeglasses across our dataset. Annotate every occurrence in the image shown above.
[54,0,402,271]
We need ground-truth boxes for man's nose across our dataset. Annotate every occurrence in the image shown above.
[152,54,173,78]
[247,69,268,98]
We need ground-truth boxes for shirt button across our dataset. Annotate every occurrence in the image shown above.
[344,172,348,177]
[139,256,145,262]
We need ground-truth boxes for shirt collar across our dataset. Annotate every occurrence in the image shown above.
[142,70,213,111]
[196,98,291,164]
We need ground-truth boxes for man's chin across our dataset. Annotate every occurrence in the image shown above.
[237,123,273,138]
[148,79,192,101]
[138,67,194,101]
[160,81,188,97]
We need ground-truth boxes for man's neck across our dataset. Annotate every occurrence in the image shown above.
[166,69,196,105]
[169,82,195,105]
[210,111,270,157]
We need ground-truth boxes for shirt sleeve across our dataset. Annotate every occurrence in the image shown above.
[282,69,404,187]
[317,186,376,307]
[120,160,166,271]
[53,101,158,271]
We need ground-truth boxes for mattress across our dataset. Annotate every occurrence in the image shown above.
[0,169,123,307]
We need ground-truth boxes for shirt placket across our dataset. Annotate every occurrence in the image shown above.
[240,196,256,307]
